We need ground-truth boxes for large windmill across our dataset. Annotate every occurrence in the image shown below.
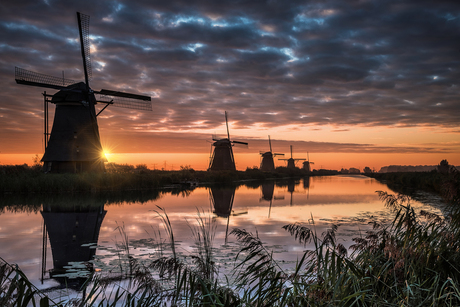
[259,135,284,171]
[15,12,151,173]
[208,112,248,171]
[278,145,306,169]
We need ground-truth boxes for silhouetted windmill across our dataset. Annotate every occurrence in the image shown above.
[15,12,151,173]
[279,145,306,169]
[208,112,248,171]
[302,152,315,173]
[259,136,284,171]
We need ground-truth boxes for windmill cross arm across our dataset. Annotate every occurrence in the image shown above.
[232,141,248,145]
[273,153,285,156]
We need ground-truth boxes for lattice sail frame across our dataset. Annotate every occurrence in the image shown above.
[15,67,76,89]
[96,94,152,111]
[78,12,92,81]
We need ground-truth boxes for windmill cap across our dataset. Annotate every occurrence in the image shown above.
[51,82,96,105]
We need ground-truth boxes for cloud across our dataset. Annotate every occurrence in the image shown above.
[1,0,459,155]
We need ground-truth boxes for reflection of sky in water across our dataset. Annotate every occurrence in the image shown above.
[0,175,446,293]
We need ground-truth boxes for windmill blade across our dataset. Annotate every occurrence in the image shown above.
[15,67,75,90]
[232,140,248,146]
[225,111,230,140]
[268,135,272,152]
[96,89,151,101]
[273,153,285,156]
[77,12,92,88]
[96,93,152,111]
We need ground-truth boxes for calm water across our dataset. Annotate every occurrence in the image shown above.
[0,175,445,295]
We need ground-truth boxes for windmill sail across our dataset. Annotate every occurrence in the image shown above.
[77,12,91,87]
[15,67,76,90]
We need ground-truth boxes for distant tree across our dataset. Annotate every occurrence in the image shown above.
[349,167,360,174]
[437,159,450,174]
[135,164,149,173]
[31,154,42,171]
[180,165,195,171]
[363,166,373,174]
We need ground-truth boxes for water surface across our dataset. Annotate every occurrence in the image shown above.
[0,175,444,294]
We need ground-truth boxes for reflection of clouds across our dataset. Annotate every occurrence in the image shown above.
[1,176,446,288]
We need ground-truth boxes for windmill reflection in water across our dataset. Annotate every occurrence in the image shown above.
[209,186,247,243]
[40,199,106,291]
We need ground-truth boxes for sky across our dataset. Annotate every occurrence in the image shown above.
[0,0,459,171]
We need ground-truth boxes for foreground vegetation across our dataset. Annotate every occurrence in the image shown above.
[1,168,460,306]
[0,163,337,195]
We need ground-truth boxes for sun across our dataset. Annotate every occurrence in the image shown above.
[103,150,111,159]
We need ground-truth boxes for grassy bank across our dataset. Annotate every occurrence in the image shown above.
[366,169,459,202]
[0,163,337,195]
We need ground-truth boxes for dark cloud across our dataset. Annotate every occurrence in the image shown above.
[1,0,459,155]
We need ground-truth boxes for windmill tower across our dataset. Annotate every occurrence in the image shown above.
[302,152,314,173]
[259,136,284,171]
[15,12,151,173]
[279,145,306,169]
[208,111,248,171]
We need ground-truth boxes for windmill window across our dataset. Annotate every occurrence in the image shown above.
[74,131,77,139]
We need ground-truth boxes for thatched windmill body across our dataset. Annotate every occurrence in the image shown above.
[259,136,284,171]
[279,145,306,169]
[15,12,151,173]
[208,112,248,171]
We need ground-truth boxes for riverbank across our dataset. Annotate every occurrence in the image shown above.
[0,164,338,194]
[365,170,459,203]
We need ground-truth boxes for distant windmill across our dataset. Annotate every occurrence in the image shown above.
[259,135,284,171]
[302,152,315,173]
[208,111,248,171]
[15,12,151,173]
[279,145,306,169]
